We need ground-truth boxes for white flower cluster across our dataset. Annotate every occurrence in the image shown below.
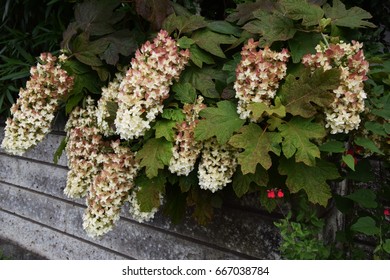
[128,186,163,223]
[198,138,238,193]
[1,53,74,155]
[96,73,123,136]
[115,29,190,140]
[83,141,139,237]
[302,41,369,134]
[234,39,290,121]
[64,97,105,198]
[169,96,206,176]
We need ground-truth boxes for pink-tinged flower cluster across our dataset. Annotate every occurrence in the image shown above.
[302,41,369,134]
[128,186,163,223]
[83,141,139,237]
[115,30,190,140]
[1,53,73,155]
[64,97,105,198]
[96,73,123,136]
[234,39,290,121]
[169,96,206,176]
[198,138,238,193]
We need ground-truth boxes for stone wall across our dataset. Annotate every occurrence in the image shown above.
[0,124,280,260]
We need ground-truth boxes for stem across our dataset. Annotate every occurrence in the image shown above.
[321,33,330,48]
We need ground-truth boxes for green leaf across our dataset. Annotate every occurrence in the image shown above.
[187,187,218,225]
[342,154,355,171]
[53,137,67,165]
[323,0,376,28]
[383,239,390,254]
[345,189,377,209]
[226,0,276,25]
[222,53,241,84]
[365,122,388,137]
[161,108,186,122]
[191,29,236,58]
[177,36,195,49]
[355,137,384,155]
[65,93,84,114]
[163,185,187,224]
[172,82,197,104]
[74,51,103,67]
[319,140,345,153]
[207,21,242,37]
[229,123,282,173]
[180,66,221,98]
[279,117,326,166]
[245,11,296,44]
[278,158,340,206]
[232,165,269,198]
[280,68,340,118]
[163,14,207,35]
[351,217,379,236]
[195,100,245,144]
[248,97,286,121]
[135,174,166,212]
[179,170,198,192]
[136,138,173,178]
[189,45,215,68]
[346,159,374,182]
[288,32,322,63]
[154,120,176,142]
[280,0,324,26]
[259,187,278,213]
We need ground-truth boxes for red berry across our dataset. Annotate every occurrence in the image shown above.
[277,189,284,198]
[384,209,390,216]
[267,190,275,199]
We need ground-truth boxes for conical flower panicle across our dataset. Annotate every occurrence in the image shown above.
[234,39,289,122]
[302,41,369,134]
[83,141,139,237]
[64,97,106,198]
[115,29,190,140]
[169,96,206,176]
[1,53,74,155]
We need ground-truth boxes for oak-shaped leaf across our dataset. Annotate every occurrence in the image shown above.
[229,123,282,174]
[172,82,197,104]
[279,158,340,206]
[135,174,166,212]
[324,0,376,29]
[180,66,222,98]
[279,0,324,26]
[135,138,173,178]
[248,97,286,121]
[163,14,207,35]
[154,120,176,142]
[135,0,173,30]
[187,187,221,225]
[191,29,237,58]
[288,31,322,63]
[279,116,326,166]
[195,100,245,145]
[244,11,296,45]
[279,67,340,118]
[226,0,276,25]
[232,165,269,198]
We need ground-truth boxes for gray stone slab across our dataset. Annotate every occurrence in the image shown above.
[0,210,127,260]
[0,153,280,259]
[0,129,68,167]
[0,182,242,259]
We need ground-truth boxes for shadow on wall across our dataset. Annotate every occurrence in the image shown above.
[0,238,46,260]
